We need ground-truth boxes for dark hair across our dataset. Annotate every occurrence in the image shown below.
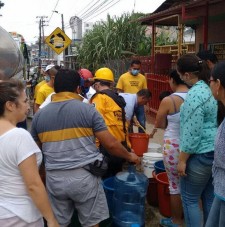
[211,61,225,125]
[54,65,61,70]
[169,69,186,85]
[131,59,141,66]
[211,61,225,88]
[197,50,218,64]
[54,69,81,93]
[94,79,111,87]
[159,91,171,101]
[0,79,25,116]
[217,101,225,126]
[137,89,152,98]
[49,65,60,77]
[177,54,210,84]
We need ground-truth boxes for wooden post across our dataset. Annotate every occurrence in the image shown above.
[178,15,183,58]
[151,21,156,73]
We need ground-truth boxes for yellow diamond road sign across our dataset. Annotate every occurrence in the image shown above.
[45,27,72,55]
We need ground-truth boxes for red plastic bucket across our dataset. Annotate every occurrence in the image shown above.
[146,170,158,207]
[129,133,150,157]
[155,172,171,217]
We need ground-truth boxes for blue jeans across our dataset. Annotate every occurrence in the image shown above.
[205,196,225,227]
[134,105,146,133]
[180,151,214,227]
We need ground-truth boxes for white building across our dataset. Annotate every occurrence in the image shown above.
[83,22,94,35]
[69,16,82,41]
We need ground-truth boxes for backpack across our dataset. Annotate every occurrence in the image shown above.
[91,89,127,135]
[88,89,129,177]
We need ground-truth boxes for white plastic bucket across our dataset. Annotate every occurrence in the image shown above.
[142,152,163,178]
[143,152,163,160]
[148,142,162,153]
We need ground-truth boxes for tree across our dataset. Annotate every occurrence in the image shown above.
[76,13,151,72]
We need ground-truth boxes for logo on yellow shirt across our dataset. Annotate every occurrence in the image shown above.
[129,81,139,87]
[114,111,122,121]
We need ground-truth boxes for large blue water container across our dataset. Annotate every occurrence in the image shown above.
[112,165,148,227]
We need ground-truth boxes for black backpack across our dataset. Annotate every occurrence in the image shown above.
[88,89,128,177]
[91,89,127,135]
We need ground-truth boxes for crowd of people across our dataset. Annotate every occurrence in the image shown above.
[1,30,225,227]
[0,53,149,227]
[152,51,225,227]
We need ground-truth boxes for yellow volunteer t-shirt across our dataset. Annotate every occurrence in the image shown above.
[116,72,147,94]
[34,80,46,100]
[35,83,54,105]
[91,93,131,148]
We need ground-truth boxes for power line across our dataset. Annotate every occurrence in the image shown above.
[84,0,121,22]
[81,0,111,20]
[48,0,60,24]
[64,23,71,30]
[76,0,98,16]
[64,0,121,29]
[65,0,122,30]
[81,0,117,21]
[78,0,101,18]
[64,0,110,30]
[64,22,70,28]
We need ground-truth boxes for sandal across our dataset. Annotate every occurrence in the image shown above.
[160,218,181,227]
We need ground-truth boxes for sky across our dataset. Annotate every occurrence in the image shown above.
[0,0,165,44]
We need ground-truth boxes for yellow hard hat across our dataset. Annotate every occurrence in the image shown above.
[94,67,114,82]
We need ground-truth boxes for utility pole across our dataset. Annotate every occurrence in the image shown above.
[53,11,65,63]
[61,13,65,32]
[36,16,48,77]
[53,11,65,32]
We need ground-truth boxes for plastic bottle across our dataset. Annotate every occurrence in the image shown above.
[112,164,148,227]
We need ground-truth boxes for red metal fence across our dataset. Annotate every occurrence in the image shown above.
[146,73,171,116]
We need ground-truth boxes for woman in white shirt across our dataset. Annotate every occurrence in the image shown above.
[0,79,58,227]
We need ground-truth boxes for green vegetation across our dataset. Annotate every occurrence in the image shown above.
[75,13,179,76]
[76,13,151,71]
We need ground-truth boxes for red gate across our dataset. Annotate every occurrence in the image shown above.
[146,73,171,116]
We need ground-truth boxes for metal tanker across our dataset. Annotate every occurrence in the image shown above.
[0,26,24,79]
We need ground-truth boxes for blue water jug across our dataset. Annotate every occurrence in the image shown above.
[112,164,148,227]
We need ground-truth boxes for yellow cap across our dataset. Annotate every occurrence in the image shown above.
[94,67,114,82]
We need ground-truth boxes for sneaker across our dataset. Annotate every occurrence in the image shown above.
[160,218,180,227]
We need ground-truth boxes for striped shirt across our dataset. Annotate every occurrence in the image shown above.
[31,92,107,170]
